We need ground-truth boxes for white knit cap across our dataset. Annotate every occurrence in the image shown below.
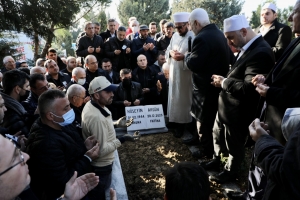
[262,3,277,12]
[173,12,190,23]
[223,15,250,32]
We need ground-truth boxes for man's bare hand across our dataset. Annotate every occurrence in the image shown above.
[211,74,224,88]
[124,100,131,107]
[149,43,155,50]
[143,43,149,51]
[95,46,101,53]
[85,143,100,160]
[114,50,121,55]
[133,99,140,106]
[256,83,269,97]
[249,119,269,142]
[142,88,150,93]
[84,135,98,150]
[115,116,134,128]
[252,75,265,86]
[126,48,131,54]
[156,80,162,92]
[88,46,95,54]
[63,171,99,200]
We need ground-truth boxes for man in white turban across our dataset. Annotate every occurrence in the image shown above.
[205,14,275,183]
[165,12,194,137]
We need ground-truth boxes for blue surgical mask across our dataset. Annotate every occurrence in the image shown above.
[51,109,75,126]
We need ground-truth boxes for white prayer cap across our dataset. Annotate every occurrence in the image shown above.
[173,12,190,23]
[262,3,277,12]
[223,15,250,32]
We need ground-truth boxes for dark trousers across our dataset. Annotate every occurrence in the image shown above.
[88,164,113,200]
[212,113,247,172]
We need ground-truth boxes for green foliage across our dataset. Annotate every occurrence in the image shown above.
[83,8,108,32]
[53,29,75,57]
[117,0,170,26]
[171,0,244,30]
[0,0,112,60]
[0,33,23,67]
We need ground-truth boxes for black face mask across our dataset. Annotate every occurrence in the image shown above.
[123,78,132,88]
[20,89,30,102]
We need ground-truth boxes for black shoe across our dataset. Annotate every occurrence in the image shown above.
[182,137,200,145]
[227,191,246,200]
[200,158,220,171]
[173,131,183,138]
[192,150,213,159]
[209,170,236,183]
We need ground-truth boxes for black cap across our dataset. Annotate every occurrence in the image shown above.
[139,25,149,30]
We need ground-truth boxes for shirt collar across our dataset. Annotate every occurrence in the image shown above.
[91,100,110,117]
[240,34,261,53]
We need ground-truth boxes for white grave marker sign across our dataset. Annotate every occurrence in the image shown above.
[125,105,165,131]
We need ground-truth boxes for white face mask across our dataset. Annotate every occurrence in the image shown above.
[132,26,139,33]
[77,78,86,85]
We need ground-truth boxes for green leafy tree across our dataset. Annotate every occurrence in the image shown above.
[98,10,108,32]
[53,29,74,57]
[171,0,244,30]
[117,0,170,27]
[0,0,111,61]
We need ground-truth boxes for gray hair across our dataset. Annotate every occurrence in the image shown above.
[3,56,14,64]
[36,58,46,67]
[190,8,210,27]
[66,84,85,99]
[72,67,85,77]
[30,66,46,75]
[162,63,170,71]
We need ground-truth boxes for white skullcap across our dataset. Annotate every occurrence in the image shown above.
[173,12,190,23]
[223,15,250,32]
[262,3,277,12]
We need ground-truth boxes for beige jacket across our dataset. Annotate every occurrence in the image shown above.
[82,101,121,167]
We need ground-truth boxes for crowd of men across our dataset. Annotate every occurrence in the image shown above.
[1,0,300,199]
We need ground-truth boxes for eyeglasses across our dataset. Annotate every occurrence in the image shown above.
[175,23,187,30]
[75,95,85,100]
[0,143,25,176]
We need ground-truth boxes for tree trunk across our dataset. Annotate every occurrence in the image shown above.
[40,24,55,58]
[33,31,39,61]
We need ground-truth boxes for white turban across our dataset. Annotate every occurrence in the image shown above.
[262,3,277,12]
[223,15,250,33]
[173,12,190,23]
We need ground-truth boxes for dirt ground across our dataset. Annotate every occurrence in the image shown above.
[118,132,252,200]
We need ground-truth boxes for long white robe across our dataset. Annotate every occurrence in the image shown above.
[165,31,194,123]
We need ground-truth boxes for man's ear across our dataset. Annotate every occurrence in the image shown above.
[45,111,54,121]
[240,28,248,37]
[14,85,21,95]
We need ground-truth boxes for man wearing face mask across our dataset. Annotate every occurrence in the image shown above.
[132,25,158,68]
[66,67,90,97]
[112,68,143,119]
[26,89,100,200]
[0,70,31,137]
[22,74,50,128]
[105,26,132,72]
[126,20,140,41]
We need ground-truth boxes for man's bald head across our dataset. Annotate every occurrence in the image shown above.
[66,84,86,107]
[30,66,46,76]
[137,55,148,70]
